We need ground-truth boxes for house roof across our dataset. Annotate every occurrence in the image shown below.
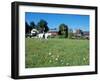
[49,29,58,32]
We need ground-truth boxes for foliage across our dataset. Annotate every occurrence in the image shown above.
[25,22,30,34]
[68,29,73,39]
[30,21,36,29]
[25,20,49,34]
[25,21,36,34]
[37,19,49,33]
[58,24,68,38]
[76,29,84,36]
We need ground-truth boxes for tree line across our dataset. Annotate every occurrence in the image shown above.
[25,19,49,34]
[25,19,69,38]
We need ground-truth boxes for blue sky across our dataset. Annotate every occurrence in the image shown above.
[25,12,90,31]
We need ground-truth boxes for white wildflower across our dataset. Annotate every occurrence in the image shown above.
[60,60,63,62]
[83,57,86,61]
[49,60,52,63]
[55,58,58,61]
[49,52,51,55]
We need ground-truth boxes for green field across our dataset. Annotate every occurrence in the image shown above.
[25,38,89,68]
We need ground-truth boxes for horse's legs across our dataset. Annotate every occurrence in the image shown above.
[45,34,48,40]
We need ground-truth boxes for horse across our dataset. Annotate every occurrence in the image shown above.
[45,33,51,39]
[31,29,39,37]
[37,33,44,39]
[37,33,51,39]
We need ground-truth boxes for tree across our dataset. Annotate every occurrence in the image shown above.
[25,21,36,34]
[58,24,68,38]
[25,21,30,34]
[75,29,84,36]
[37,19,49,33]
[30,21,36,29]
[68,29,73,39]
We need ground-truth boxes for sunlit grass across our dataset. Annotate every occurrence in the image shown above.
[25,38,89,68]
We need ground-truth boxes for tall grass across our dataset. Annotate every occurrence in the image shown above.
[25,38,89,68]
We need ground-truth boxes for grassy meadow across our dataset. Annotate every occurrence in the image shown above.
[25,38,89,68]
